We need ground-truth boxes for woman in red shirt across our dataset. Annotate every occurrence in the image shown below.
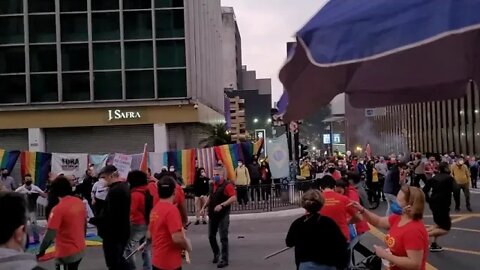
[351,185,429,270]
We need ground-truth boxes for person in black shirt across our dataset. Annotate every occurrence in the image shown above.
[423,162,455,252]
[90,165,131,270]
[75,167,97,207]
[194,168,210,225]
[286,189,348,270]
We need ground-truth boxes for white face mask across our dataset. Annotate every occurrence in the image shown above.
[238,163,243,167]
[169,168,175,172]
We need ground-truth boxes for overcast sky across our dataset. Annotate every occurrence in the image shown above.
[221,0,328,104]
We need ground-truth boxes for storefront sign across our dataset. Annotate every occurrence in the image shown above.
[108,109,141,121]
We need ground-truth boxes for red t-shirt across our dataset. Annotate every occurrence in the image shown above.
[345,186,369,234]
[319,190,356,241]
[385,215,429,270]
[130,186,149,225]
[331,170,342,181]
[149,201,183,270]
[47,196,86,258]
[213,180,236,197]
[148,180,185,207]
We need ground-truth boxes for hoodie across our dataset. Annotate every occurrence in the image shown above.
[0,248,43,270]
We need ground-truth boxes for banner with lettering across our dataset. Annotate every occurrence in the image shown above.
[112,153,133,179]
[51,153,89,180]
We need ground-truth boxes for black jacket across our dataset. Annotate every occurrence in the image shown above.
[193,176,210,197]
[423,173,455,207]
[286,213,348,269]
[93,181,131,242]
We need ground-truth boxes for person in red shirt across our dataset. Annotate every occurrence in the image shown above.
[351,185,429,270]
[125,170,152,270]
[149,173,188,226]
[318,175,361,242]
[37,176,86,270]
[149,176,191,270]
[200,169,237,268]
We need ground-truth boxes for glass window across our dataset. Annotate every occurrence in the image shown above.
[0,75,26,103]
[125,41,153,69]
[0,17,24,44]
[92,12,120,41]
[94,71,122,100]
[29,15,56,43]
[155,9,184,38]
[93,43,121,70]
[124,11,152,40]
[0,0,23,14]
[62,44,89,71]
[30,45,57,72]
[61,14,88,42]
[30,74,58,102]
[92,0,119,11]
[126,71,154,99]
[60,0,87,12]
[28,0,54,13]
[155,0,183,8]
[0,46,25,73]
[157,69,186,98]
[156,40,185,67]
[124,0,151,10]
[62,73,90,101]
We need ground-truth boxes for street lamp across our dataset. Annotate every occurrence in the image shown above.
[267,118,272,124]
[253,118,259,124]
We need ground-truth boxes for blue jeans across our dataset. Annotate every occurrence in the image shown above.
[28,211,40,243]
[299,262,336,270]
[125,224,152,270]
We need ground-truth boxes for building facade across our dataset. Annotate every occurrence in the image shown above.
[0,0,224,155]
[221,6,242,90]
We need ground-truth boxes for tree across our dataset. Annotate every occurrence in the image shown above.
[199,123,231,147]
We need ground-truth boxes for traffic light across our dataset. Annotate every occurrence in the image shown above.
[299,144,309,158]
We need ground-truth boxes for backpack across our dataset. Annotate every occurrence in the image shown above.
[135,190,154,224]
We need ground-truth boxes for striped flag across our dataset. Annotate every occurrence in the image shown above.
[20,151,52,190]
[139,143,148,173]
[214,144,243,182]
[0,149,21,172]
[166,149,196,186]
[196,147,216,178]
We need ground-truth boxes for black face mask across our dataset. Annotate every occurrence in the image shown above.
[25,180,33,186]
[328,168,335,173]
[1,173,8,177]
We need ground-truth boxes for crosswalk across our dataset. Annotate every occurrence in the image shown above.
[470,188,480,194]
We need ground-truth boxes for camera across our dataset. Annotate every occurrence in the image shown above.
[193,104,199,110]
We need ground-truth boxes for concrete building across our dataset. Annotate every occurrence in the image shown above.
[221,6,242,90]
[229,96,247,142]
[0,0,225,156]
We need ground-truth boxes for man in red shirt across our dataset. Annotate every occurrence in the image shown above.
[200,169,237,268]
[319,175,361,242]
[149,176,191,270]
[126,170,152,270]
[38,176,86,270]
[149,174,188,226]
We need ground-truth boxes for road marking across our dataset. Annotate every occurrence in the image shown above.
[451,215,474,223]
[368,225,438,270]
[470,189,480,194]
[450,227,480,233]
[443,247,480,256]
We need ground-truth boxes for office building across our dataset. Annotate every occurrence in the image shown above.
[221,6,242,90]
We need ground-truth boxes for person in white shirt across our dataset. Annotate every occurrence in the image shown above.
[91,177,109,216]
[15,174,46,244]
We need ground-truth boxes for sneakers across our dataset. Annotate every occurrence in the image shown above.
[195,220,200,225]
[212,254,219,264]
[455,207,460,212]
[467,206,473,212]
[203,220,208,225]
[430,242,443,252]
[217,261,229,268]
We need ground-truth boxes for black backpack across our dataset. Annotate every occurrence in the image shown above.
[135,190,154,224]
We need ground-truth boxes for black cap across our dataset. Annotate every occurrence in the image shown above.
[98,165,117,177]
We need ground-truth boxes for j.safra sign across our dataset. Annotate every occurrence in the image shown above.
[108,109,141,121]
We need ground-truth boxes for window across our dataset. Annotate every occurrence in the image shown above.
[94,72,122,100]
[61,14,88,42]
[91,0,118,10]
[29,15,56,43]
[155,10,184,38]
[60,0,87,12]
[30,74,58,102]
[155,0,184,8]
[157,69,186,98]
[93,43,121,70]
[124,11,152,40]
[0,75,26,103]
[28,0,55,13]
[0,0,23,14]
[125,41,153,69]
[62,44,89,71]
[126,71,154,99]
[124,0,151,10]
[156,40,185,67]
[0,17,24,44]
[92,13,120,41]
[62,73,90,101]
[0,46,25,73]
[30,45,57,72]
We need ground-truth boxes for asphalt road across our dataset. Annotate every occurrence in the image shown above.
[40,190,480,270]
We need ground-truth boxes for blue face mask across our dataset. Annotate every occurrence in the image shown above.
[214,176,221,182]
[390,201,403,215]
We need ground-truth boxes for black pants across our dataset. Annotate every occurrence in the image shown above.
[236,186,248,205]
[250,184,261,201]
[208,214,230,263]
[472,174,478,188]
[412,174,427,188]
[93,199,105,217]
[453,182,471,209]
[55,260,82,270]
[103,238,129,270]
[379,176,386,200]
[368,182,380,203]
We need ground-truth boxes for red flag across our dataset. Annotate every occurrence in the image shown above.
[139,143,148,173]
[365,143,372,158]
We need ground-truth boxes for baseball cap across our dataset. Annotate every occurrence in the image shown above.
[98,165,117,177]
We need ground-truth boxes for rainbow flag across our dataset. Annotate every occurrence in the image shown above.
[239,139,264,164]
[253,138,264,156]
[20,152,52,190]
[196,147,216,178]
[166,149,196,186]
[0,149,21,172]
[214,144,244,182]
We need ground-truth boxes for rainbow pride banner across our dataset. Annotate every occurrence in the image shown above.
[196,147,216,178]
[165,149,196,185]
[20,152,52,190]
[0,149,21,172]
[214,144,244,181]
